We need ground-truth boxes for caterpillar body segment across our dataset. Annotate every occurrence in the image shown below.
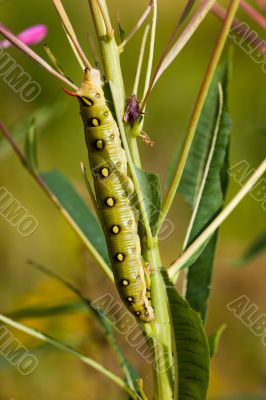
[70,69,154,323]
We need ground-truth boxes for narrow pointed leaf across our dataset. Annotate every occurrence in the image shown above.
[208,324,226,358]
[0,99,68,159]
[39,169,110,267]
[232,231,266,267]
[162,270,210,399]
[172,58,232,321]
[0,314,136,399]
[134,166,162,235]
[29,261,139,395]
[185,62,231,321]
[24,118,38,172]
[7,300,85,320]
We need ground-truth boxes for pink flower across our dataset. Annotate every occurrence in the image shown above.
[0,24,48,48]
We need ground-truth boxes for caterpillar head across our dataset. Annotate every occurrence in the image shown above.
[64,68,112,127]
[134,300,154,323]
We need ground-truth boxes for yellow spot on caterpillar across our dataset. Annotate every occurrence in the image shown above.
[116,253,125,262]
[127,296,133,303]
[111,225,120,234]
[101,167,109,177]
[122,279,129,286]
[104,111,108,116]
[105,197,115,207]
[95,93,101,98]
[135,311,141,316]
[91,118,99,126]
[95,139,104,149]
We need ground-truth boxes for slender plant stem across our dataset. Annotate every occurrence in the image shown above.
[142,0,216,107]
[133,25,150,96]
[88,0,143,167]
[88,0,125,116]
[118,0,153,52]
[141,0,157,105]
[169,158,266,282]
[0,315,138,400]
[157,0,240,233]
[0,122,113,283]
[94,0,114,37]
[211,2,266,55]
[110,82,153,248]
[0,24,77,90]
[130,0,157,158]
[43,43,71,80]
[240,0,266,30]
[51,0,92,69]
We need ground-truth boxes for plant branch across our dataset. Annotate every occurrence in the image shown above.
[240,0,266,30]
[133,25,150,96]
[141,0,157,106]
[169,158,266,281]
[0,122,113,283]
[211,2,266,55]
[51,0,92,69]
[119,0,153,52]
[94,0,114,38]
[142,0,216,105]
[0,315,138,400]
[157,0,240,233]
[109,82,153,248]
[43,43,72,80]
[0,24,77,90]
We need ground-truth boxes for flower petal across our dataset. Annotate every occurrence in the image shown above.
[0,24,48,49]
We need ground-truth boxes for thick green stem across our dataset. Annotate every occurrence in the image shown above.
[143,243,173,400]
[88,4,173,398]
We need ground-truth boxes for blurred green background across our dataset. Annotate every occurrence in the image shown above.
[0,0,266,398]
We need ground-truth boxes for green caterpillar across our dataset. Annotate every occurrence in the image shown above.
[66,69,154,323]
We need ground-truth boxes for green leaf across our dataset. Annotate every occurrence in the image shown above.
[178,0,196,26]
[183,58,232,321]
[208,324,226,359]
[233,231,266,267]
[162,270,210,400]
[40,169,111,267]
[24,118,38,172]
[0,98,68,160]
[118,23,126,43]
[134,166,162,235]
[179,62,231,209]
[7,300,85,320]
[0,314,137,399]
